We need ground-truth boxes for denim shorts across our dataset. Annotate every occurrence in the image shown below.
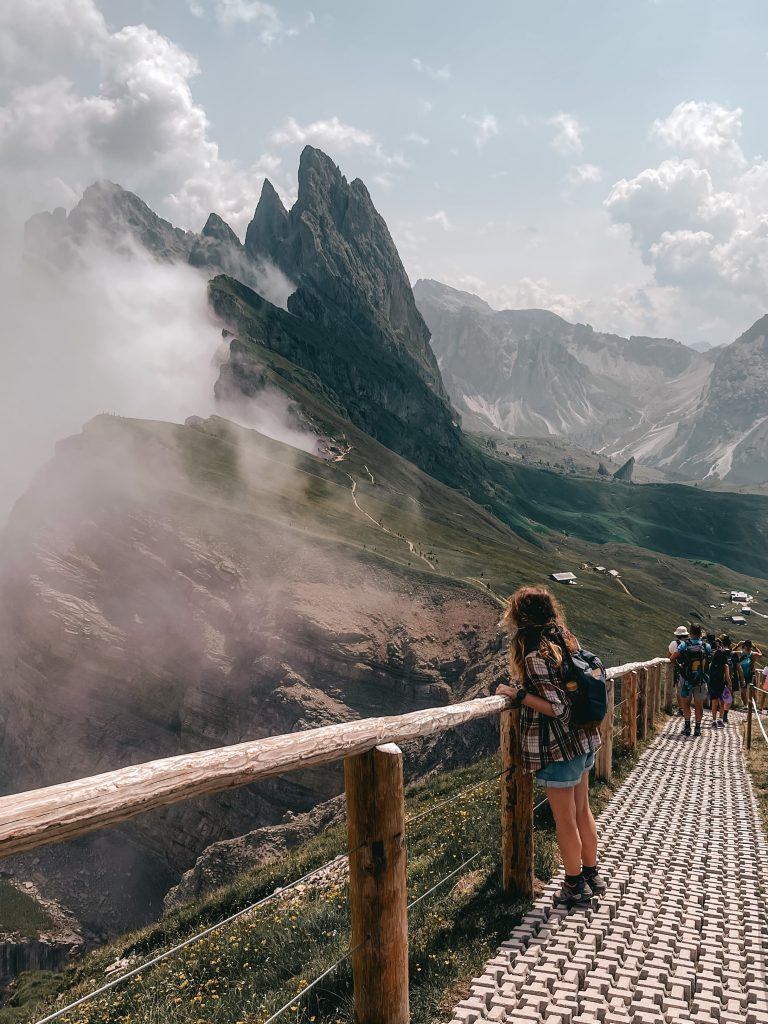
[535,749,596,789]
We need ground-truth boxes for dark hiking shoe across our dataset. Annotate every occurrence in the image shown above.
[554,876,592,909]
[693,724,702,737]
[682,722,691,737]
[718,720,726,728]
[582,869,607,896]
[711,720,719,728]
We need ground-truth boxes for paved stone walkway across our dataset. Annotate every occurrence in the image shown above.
[448,716,768,1024]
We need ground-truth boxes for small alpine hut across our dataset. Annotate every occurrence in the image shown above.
[551,572,578,586]
[730,614,747,625]
[608,569,621,578]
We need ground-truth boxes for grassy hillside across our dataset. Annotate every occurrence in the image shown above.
[98,408,768,673]
[12,737,652,1024]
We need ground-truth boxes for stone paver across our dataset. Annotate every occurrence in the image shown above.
[447,716,768,1024]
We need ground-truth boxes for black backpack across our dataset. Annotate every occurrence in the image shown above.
[556,632,608,727]
[708,649,728,694]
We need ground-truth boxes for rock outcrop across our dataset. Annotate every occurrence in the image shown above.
[0,880,83,987]
[164,797,345,909]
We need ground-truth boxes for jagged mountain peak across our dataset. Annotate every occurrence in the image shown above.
[201,212,241,246]
[242,147,447,398]
[244,178,288,259]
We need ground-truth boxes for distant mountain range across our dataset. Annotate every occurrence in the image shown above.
[414,279,766,484]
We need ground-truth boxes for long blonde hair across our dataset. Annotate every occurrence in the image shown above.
[502,585,577,682]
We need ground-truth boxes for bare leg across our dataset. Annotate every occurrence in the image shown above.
[546,784,581,875]
[694,697,704,725]
[680,694,692,724]
[574,770,598,867]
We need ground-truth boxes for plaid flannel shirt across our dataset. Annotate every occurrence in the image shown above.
[519,650,601,773]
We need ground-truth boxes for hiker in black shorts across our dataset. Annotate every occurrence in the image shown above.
[672,624,711,737]
[720,635,743,723]
[707,637,730,728]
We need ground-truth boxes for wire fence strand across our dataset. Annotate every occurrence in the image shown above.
[259,943,363,1024]
[405,770,505,827]
[752,697,768,745]
[407,851,484,911]
[33,847,365,1024]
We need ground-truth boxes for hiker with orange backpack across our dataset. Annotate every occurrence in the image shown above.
[672,624,711,738]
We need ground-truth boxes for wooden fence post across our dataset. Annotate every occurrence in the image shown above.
[623,671,638,750]
[747,685,754,750]
[663,661,675,714]
[501,708,533,897]
[345,743,409,1024]
[650,663,660,726]
[637,667,649,740]
[595,676,614,781]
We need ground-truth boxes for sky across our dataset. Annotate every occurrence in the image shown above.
[2,0,768,346]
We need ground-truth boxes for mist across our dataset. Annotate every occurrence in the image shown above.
[0,230,315,524]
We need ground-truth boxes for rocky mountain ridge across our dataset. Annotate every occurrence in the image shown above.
[414,279,768,484]
[413,278,714,463]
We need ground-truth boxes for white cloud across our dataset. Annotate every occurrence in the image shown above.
[411,57,450,80]
[425,210,454,231]
[373,172,395,190]
[189,1,314,44]
[568,163,603,186]
[651,100,745,169]
[0,0,106,83]
[605,100,768,336]
[406,132,430,145]
[0,0,280,233]
[419,99,434,115]
[548,113,584,156]
[463,113,499,149]
[270,115,407,168]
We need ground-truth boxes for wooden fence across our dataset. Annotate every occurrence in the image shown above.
[0,657,672,1024]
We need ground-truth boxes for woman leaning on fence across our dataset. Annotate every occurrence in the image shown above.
[496,586,605,909]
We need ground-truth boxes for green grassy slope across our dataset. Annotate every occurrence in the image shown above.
[106,404,768,670]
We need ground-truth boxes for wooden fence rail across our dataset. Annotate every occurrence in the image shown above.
[2,656,671,1024]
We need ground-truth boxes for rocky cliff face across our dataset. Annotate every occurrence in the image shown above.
[0,414,504,939]
[245,147,447,399]
[0,881,83,988]
[653,316,768,482]
[414,278,712,463]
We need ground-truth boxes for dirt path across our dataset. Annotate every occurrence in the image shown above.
[346,474,434,570]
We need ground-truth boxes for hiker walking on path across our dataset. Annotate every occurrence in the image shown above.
[707,637,731,728]
[497,585,604,910]
[739,640,762,706]
[672,624,711,738]
[720,633,743,722]
[669,625,689,716]
[759,663,768,713]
